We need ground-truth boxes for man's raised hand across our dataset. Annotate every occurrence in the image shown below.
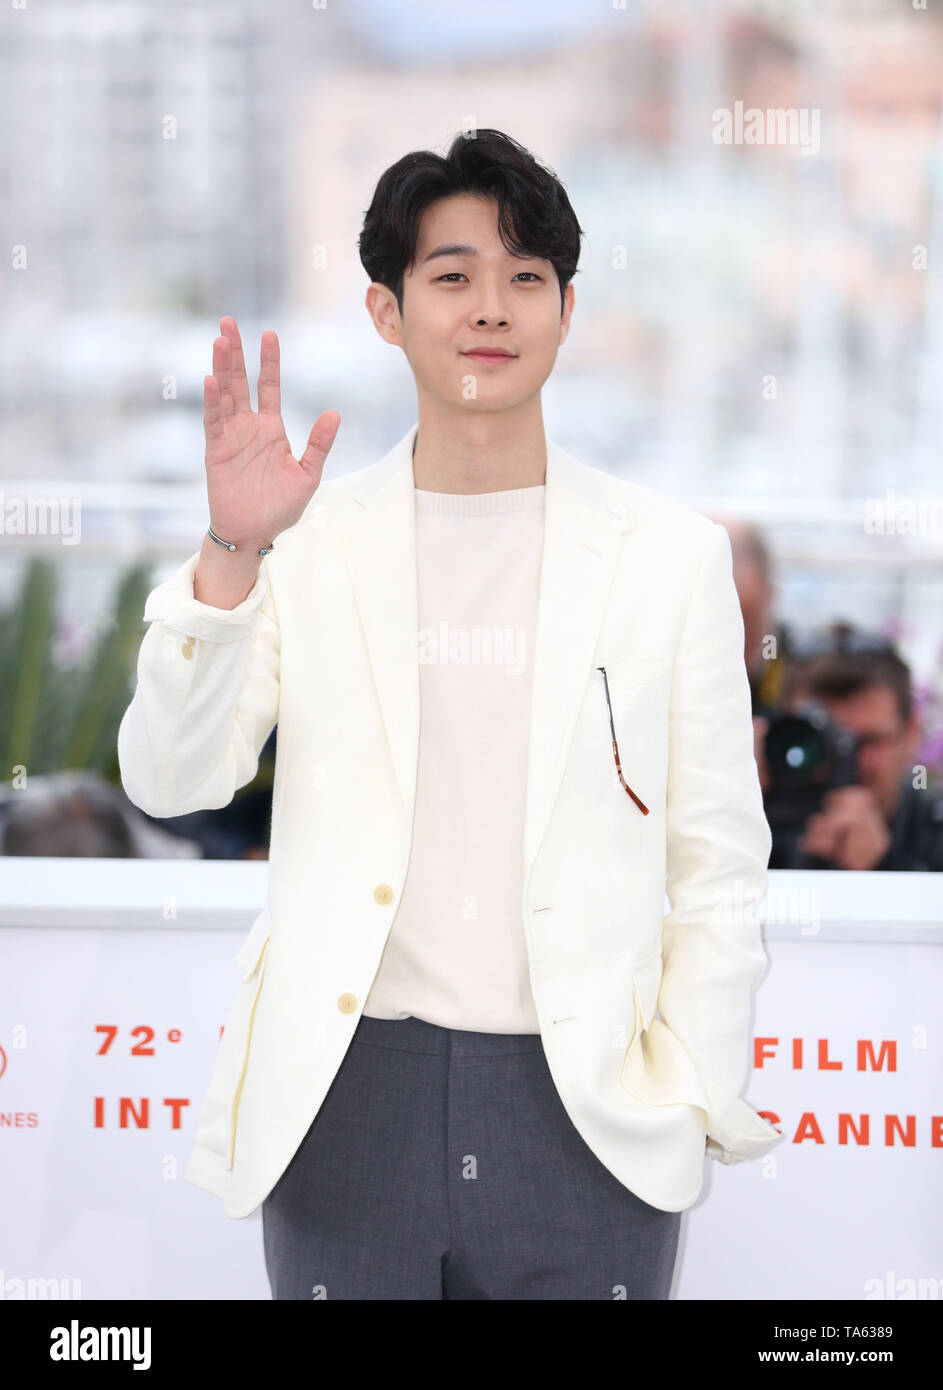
[202,317,340,550]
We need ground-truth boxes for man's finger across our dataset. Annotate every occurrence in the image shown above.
[258,330,281,416]
[221,316,252,413]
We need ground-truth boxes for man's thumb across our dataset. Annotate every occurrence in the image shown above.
[299,410,341,479]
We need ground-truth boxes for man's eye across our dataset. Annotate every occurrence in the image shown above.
[435,272,542,283]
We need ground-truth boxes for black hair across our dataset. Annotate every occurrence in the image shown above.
[357,128,583,317]
[787,625,913,725]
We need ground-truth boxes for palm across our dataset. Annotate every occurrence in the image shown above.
[203,317,340,548]
[205,411,301,539]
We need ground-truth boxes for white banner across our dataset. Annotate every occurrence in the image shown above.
[0,861,940,1300]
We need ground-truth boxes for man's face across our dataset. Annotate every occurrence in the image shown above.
[367,192,573,415]
[794,685,918,817]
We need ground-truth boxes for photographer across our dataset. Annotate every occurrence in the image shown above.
[757,628,943,871]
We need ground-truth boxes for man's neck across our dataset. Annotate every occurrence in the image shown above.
[411,409,548,494]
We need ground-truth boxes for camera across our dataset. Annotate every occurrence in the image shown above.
[763,699,860,867]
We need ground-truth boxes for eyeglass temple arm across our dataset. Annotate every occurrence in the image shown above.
[612,739,649,815]
[597,666,649,815]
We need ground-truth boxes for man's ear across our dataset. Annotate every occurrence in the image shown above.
[365,282,402,346]
[559,281,575,346]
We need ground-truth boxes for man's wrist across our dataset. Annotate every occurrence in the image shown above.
[207,523,275,558]
[193,532,264,609]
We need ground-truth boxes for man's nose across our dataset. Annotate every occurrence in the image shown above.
[470,283,512,322]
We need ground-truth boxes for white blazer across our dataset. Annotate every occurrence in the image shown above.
[117,422,784,1218]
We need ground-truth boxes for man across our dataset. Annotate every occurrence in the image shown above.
[769,634,943,871]
[118,128,782,1300]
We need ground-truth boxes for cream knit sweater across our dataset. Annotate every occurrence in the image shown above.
[363,483,546,1033]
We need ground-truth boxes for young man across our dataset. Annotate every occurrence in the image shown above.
[118,128,783,1300]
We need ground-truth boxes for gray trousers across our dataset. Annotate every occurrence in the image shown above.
[262,1012,682,1300]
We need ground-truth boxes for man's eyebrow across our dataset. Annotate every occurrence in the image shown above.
[419,243,542,265]
[420,243,479,264]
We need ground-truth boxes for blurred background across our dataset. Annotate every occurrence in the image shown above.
[1,0,942,867]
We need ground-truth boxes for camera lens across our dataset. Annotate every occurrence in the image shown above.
[765,714,829,789]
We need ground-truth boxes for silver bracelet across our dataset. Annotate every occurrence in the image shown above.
[207,525,274,558]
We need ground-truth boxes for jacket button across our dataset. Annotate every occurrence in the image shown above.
[337,993,358,1013]
[374,884,394,905]
[181,637,195,660]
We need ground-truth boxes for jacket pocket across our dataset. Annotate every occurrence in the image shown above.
[626,946,662,1042]
[617,949,783,1163]
[189,910,273,1172]
[593,646,665,694]
[235,908,272,981]
[225,910,272,1171]
[619,947,713,1115]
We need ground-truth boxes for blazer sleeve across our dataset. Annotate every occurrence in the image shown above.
[117,550,279,819]
[657,521,783,1165]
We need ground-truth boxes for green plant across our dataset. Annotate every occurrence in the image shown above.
[0,558,277,797]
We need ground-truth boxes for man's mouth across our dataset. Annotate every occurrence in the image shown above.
[461,349,517,364]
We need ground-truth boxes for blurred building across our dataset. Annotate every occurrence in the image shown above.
[2,0,942,841]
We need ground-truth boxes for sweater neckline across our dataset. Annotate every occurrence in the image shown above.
[414,485,545,516]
